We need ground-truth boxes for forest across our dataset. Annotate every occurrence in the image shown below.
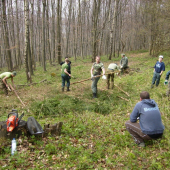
[1,0,170,77]
[0,0,170,169]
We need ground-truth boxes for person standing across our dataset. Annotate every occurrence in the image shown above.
[120,53,128,72]
[151,55,165,88]
[91,56,105,98]
[107,63,120,89]
[61,58,71,92]
[0,71,17,96]
[60,56,71,74]
[164,70,170,85]
[125,91,165,147]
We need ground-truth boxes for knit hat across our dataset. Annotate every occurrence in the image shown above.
[12,71,17,76]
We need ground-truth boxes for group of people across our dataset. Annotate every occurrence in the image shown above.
[0,53,167,147]
[90,54,128,98]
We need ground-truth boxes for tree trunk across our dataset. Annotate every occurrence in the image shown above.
[15,0,21,68]
[2,0,13,71]
[91,0,101,62]
[57,0,62,64]
[42,0,46,71]
[31,1,36,70]
[51,0,55,63]
[24,0,31,83]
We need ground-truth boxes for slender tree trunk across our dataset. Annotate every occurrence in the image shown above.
[24,0,32,83]
[31,1,36,70]
[109,0,118,60]
[42,0,46,71]
[91,0,101,62]
[2,0,13,71]
[46,0,52,65]
[15,0,21,68]
[66,0,72,57]
[57,0,62,64]
[51,0,55,62]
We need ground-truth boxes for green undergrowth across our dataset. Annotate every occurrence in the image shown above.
[0,52,170,169]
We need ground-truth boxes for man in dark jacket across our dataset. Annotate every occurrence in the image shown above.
[151,55,165,88]
[125,91,165,147]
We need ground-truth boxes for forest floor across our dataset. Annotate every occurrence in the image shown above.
[0,51,170,169]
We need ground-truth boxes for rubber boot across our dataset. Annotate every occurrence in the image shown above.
[93,93,97,98]
[62,87,64,92]
[67,87,70,91]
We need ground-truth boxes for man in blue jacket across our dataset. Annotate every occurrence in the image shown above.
[125,91,165,147]
[151,55,165,88]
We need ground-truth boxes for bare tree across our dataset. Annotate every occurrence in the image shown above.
[24,0,32,83]
[42,0,47,71]
[57,0,62,64]
[2,0,13,71]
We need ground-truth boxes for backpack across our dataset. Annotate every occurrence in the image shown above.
[27,117,44,135]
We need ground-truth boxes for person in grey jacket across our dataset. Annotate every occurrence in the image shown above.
[125,91,164,147]
[120,53,128,73]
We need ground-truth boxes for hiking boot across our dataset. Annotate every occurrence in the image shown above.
[93,93,97,98]
[138,142,145,147]
[67,87,70,91]
[62,87,64,92]
[151,84,154,89]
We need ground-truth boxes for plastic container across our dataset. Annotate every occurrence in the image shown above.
[11,138,17,155]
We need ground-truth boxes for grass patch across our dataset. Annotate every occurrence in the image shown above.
[0,51,170,169]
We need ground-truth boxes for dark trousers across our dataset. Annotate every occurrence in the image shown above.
[0,79,8,95]
[125,120,152,144]
[61,74,70,87]
[107,71,114,89]
[165,71,170,80]
[152,72,161,86]
[91,76,100,93]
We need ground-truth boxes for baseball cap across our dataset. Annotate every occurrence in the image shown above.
[159,55,163,59]
[121,53,125,56]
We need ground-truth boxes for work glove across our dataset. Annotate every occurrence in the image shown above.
[7,86,11,92]
[102,75,106,80]
[164,80,168,85]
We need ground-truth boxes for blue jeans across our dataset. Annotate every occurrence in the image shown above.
[61,74,70,87]
[152,72,161,86]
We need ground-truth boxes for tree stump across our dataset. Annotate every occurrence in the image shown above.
[0,120,27,140]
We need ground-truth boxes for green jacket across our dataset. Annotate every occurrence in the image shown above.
[120,56,128,68]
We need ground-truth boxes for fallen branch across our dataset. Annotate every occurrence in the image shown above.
[114,84,130,97]
[117,96,129,102]
[39,79,47,83]
[9,84,26,107]
[71,71,119,85]
[17,79,47,87]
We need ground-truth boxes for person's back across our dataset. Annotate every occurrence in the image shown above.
[0,72,12,79]
[108,63,118,70]
[130,99,164,135]
[125,91,164,147]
